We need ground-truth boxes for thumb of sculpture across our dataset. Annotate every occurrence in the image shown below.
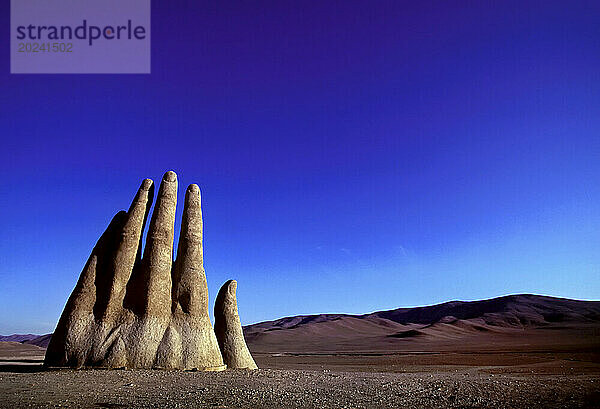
[214,280,258,369]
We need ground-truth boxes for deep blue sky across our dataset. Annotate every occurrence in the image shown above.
[1,1,599,334]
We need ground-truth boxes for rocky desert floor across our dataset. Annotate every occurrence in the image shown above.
[1,340,599,408]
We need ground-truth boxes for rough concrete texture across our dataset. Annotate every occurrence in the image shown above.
[214,280,258,369]
[45,171,255,370]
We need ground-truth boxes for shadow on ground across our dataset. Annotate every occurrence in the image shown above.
[0,359,45,373]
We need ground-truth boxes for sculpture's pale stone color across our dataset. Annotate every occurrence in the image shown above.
[214,280,258,369]
[45,171,256,370]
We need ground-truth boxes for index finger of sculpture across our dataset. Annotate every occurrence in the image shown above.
[141,171,178,318]
[127,179,155,263]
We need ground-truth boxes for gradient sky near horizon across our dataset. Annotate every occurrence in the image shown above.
[1,1,599,334]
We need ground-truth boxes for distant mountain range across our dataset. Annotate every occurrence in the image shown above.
[243,294,600,353]
[3,294,599,353]
[0,333,51,348]
[0,334,39,343]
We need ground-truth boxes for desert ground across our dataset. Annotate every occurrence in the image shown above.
[0,341,598,408]
[1,295,599,408]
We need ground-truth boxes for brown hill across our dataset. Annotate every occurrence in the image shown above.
[0,334,52,349]
[23,334,52,349]
[0,334,39,343]
[244,294,600,353]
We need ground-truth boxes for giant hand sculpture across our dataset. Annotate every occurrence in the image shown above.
[45,171,257,370]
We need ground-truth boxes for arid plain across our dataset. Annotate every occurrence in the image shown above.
[1,294,599,408]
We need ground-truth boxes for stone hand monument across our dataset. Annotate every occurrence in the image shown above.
[45,171,257,370]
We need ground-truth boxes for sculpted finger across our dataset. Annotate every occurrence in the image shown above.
[141,171,178,318]
[45,211,127,367]
[214,280,258,369]
[168,184,225,370]
[173,184,209,317]
[98,179,154,320]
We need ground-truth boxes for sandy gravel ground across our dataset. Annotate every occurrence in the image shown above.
[1,342,599,408]
[1,364,598,408]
